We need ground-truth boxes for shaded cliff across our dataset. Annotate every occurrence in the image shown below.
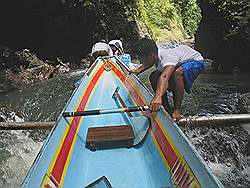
[0,0,248,73]
[0,0,142,63]
[195,0,249,72]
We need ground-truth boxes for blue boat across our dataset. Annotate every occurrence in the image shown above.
[22,56,223,188]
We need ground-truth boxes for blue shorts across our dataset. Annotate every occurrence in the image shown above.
[181,60,204,93]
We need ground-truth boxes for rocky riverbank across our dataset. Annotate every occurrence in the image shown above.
[0,45,90,93]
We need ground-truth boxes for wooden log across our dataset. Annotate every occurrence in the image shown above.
[0,121,55,130]
[178,114,250,127]
[0,114,250,130]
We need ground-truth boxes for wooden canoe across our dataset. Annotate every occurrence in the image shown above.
[22,57,223,188]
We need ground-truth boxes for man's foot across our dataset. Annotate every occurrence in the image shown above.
[172,110,183,122]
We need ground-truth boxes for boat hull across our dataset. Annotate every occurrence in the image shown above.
[22,57,223,188]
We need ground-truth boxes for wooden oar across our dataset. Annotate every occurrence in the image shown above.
[1,114,250,130]
[0,106,150,130]
[63,105,151,146]
[62,106,150,117]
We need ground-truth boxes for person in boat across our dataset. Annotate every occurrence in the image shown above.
[90,42,113,65]
[108,39,124,56]
[75,42,113,87]
[108,39,138,69]
[131,37,205,121]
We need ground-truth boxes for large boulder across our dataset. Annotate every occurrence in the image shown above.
[0,45,29,73]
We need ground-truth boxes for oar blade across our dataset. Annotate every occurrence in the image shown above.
[130,116,151,146]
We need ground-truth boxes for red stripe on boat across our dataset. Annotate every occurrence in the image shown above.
[51,65,105,183]
[112,64,194,186]
[112,64,178,168]
[151,121,178,167]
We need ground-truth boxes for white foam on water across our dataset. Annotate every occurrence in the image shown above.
[209,162,233,178]
[209,161,250,186]
[243,156,250,182]
[68,69,87,77]
[0,130,43,187]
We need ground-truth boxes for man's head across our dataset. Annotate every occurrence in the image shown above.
[91,42,113,58]
[90,42,113,65]
[92,50,109,60]
[136,38,158,66]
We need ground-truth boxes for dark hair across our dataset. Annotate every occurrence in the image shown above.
[109,44,117,53]
[109,43,122,54]
[135,38,158,58]
[92,50,109,59]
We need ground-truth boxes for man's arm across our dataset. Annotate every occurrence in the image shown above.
[150,65,175,111]
[130,64,153,75]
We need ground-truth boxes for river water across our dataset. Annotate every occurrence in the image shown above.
[0,68,249,187]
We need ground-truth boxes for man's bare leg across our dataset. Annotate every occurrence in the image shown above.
[149,70,171,113]
[172,67,184,121]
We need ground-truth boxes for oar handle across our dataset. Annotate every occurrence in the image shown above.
[62,106,149,117]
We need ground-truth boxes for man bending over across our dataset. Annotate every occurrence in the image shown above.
[131,38,204,121]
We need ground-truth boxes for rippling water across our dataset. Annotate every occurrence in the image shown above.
[0,70,84,187]
[0,68,249,187]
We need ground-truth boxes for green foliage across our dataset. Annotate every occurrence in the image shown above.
[171,0,201,36]
[135,0,185,40]
[209,0,248,41]
[142,0,176,28]
[82,0,202,41]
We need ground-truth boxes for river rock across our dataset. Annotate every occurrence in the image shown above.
[0,45,29,73]
[0,47,70,88]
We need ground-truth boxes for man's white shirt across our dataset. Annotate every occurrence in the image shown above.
[157,45,204,71]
